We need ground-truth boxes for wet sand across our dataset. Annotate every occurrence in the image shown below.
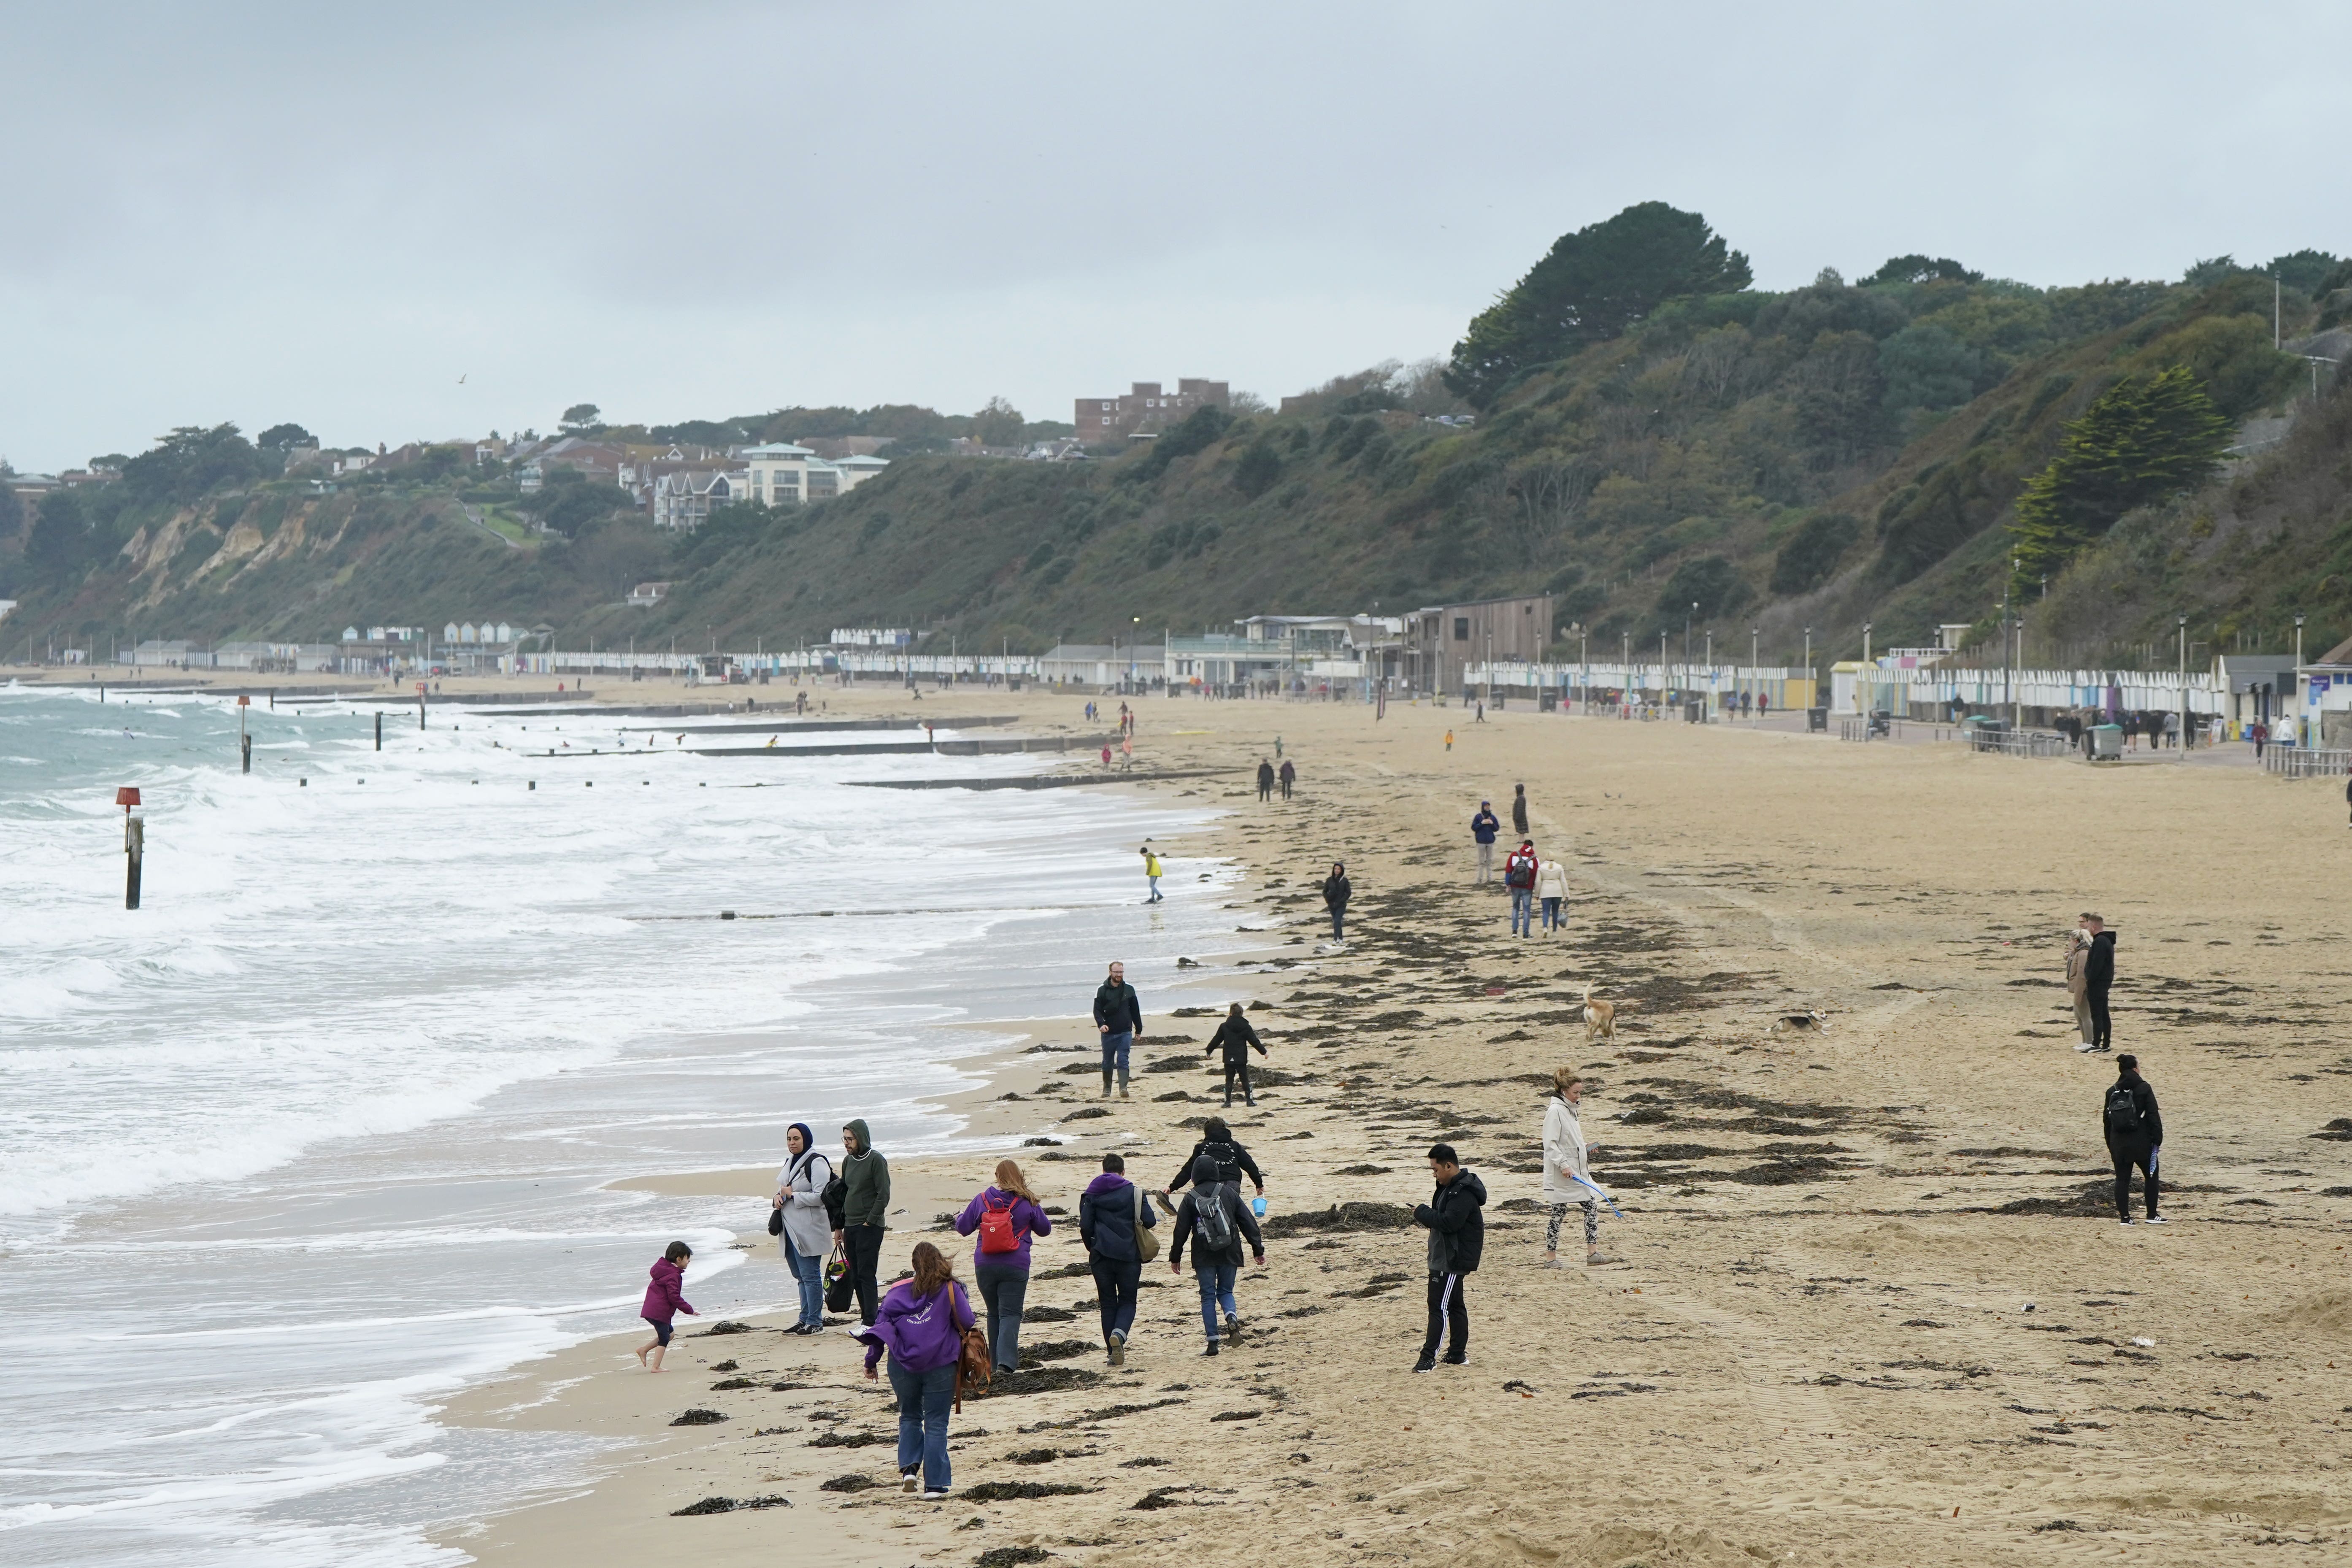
[400,693,2348,1565]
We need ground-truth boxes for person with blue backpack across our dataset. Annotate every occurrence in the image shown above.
[1168,1154,1265,1357]
[953,1159,1052,1373]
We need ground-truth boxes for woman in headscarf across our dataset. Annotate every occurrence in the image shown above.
[772,1122,833,1333]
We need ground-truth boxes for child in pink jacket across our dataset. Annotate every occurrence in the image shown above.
[635,1241,697,1371]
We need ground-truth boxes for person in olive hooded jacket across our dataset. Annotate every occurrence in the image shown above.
[834,1118,892,1325]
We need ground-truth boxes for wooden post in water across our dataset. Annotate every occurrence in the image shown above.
[117,787,142,909]
[238,694,251,774]
[417,681,427,730]
[375,711,383,751]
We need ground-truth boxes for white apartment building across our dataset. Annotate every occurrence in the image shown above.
[740,442,888,509]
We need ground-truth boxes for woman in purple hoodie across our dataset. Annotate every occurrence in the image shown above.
[860,1241,975,1499]
[634,1241,696,1372]
[952,1159,1052,1373]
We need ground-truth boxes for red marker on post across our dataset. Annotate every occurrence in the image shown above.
[116,787,143,909]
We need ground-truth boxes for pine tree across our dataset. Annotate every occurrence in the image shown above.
[2009,365,2230,589]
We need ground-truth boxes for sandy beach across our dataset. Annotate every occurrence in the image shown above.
[38,670,2345,1565]
[407,687,2352,1568]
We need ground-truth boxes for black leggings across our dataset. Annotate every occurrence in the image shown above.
[2112,1146,2159,1219]
[845,1223,885,1325]
[1422,1272,1468,1358]
[1222,1060,1253,1106]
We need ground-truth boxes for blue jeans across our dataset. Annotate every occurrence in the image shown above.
[1147,876,1161,901]
[1510,888,1534,935]
[1540,896,1562,932]
[1329,906,1345,940]
[1194,1259,1238,1341]
[782,1234,824,1327]
[1100,1030,1132,1088]
[887,1359,955,1492]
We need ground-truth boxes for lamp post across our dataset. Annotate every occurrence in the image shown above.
[1659,630,1669,711]
[2177,614,2190,755]
[1749,625,1759,719]
[1803,626,1813,711]
[1577,624,1589,714]
[1862,620,1873,716]
[2293,612,2306,744]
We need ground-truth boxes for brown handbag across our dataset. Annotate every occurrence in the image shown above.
[952,1325,992,1412]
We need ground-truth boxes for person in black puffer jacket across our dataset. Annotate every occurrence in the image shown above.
[1203,1004,1267,1108]
[1411,1142,1486,1372]
[2102,1054,2165,1224]
[1322,861,1351,942]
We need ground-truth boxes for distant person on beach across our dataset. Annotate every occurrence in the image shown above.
[773,1123,834,1333]
[857,1241,974,1499]
[1758,692,1769,718]
[2252,720,2268,759]
[1511,783,1528,837]
[1100,743,1113,768]
[2064,917,2097,1051]
[1120,734,1133,768]
[1471,801,1500,884]
[1140,846,1164,903]
[1322,860,1351,942]
[835,1119,892,1324]
[1411,1143,1485,1371]
[1168,1154,1266,1357]
[1274,735,1283,758]
[635,1241,697,1371]
[1505,838,1539,936]
[953,1159,1051,1373]
[2344,773,2351,827]
[1166,1115,1265,1198]
[1535,853,1568,935]
[1079,1152,1155,1365]
[2081,914,2117,1054]
[1444,728,1454,752]
[1257,759,1275,800]
[1206,1002,1268,1107]
[1094,960,1142,1099]
[2103,1054,2165,1225]
[1279,757,1295,798]
[1541,1069,1617,1268]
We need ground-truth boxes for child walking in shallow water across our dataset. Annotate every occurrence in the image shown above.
[636,1241,697,1371]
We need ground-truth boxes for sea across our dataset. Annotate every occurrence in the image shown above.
[0,683,1245,1567]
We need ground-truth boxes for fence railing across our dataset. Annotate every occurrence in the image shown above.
[1967,728,2077,759]
[2263,747,2352,778]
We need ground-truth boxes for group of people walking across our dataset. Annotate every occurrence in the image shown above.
[1474,786,1567,936]
[1256,755,1298,800]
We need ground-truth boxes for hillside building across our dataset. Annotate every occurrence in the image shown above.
[1405,593,1557,699]
[1072,379,1229,444]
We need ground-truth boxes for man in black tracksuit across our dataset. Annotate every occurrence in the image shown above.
[2083,915,2117,1052]
[1411,1143,1486,1371]
[2103,1053,2165,1224]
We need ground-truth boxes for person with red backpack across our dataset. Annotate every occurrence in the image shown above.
[1504,838,1540,937]
[952,1159,1052,1372]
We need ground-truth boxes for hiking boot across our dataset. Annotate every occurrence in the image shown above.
[1202,1340,1220,1357]
[1224,1314,1243,1341]
[1108,1329,1126,1367]
[1411,1353,1436,1373]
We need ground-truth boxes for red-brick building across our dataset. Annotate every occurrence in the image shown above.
[1073,378,1229,444]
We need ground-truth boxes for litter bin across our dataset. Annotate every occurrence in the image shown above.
[2089,723,2123,761]
[1540,691,1558,713]
[1807,706,1828,732]
[1684,700,1705,724]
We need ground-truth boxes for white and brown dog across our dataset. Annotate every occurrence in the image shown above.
[1768,1009,1830,1036]
[1581,982,1617,1043]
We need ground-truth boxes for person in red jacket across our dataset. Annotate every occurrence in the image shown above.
[636,1241,697,1371]
[1504,839,1540,937]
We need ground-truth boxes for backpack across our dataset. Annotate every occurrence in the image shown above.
[978,1192,1019,1254]
[821,1173,847,1229]
[1191,1181,1236,1252]
[1505,849,1537,889]
[2103,1081,2143,1141]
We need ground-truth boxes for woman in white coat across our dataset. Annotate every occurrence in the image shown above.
[1541,1068,1617,1268]
[773,1122,835,1333]
[1533,857,1570,935]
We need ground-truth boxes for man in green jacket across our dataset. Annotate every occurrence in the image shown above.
[834,1118,892,1324]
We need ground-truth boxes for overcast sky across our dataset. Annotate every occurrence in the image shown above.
[3,0,2346,470]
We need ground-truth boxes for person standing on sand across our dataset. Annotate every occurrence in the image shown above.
[1079,1152,1155,1365]
[1534,853,1568,935]
[1205,1002,1268,1107]
[635,1241,697,1371]
[1279,757,1295,799]
[1257,759,1276,801]
[1322,860,1351,942]
[773,1124,833,1333]
[2103,1054,2166,1225]
[1101,743,1113,767]
[1094,960,1143,1098]
[835,1120,892,1325]
[857,1241,974,1499]
[1445,728,1454,752]
[1511,783,1529,838]
[1541,1070,1617,1268]
[1168,1154,1266,1357]
[1166,1115,1265,1200]
[1140,846,1164,903]
[2082,914,2117,1053]
[1504,838,1540,936]
[1411,1144,1485,1371]
[2064,916,2097,1052]
[1471,800,1500,884]
[952,1159,1051,1373]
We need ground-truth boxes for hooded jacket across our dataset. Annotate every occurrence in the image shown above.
[775,1143,835,1256]
[858,1278,974,1373]
[2102,1069,2163,1154]
[2084,930,2117,991]
[1541,1095,1598,1205]
[1471,809,1500,846]
[1415,1168,1487,1275]
[1257,760,1276,787]
[1206,1014,1266,1066]
[839,1118,891,1229]
[1094,979,1143,1036]
[1078,1171,1156,1263]
[1322,872,1351,911]
[1169,1157,1265,1269]
[641,1257,694,1321]
[1168,1134,1263,1192]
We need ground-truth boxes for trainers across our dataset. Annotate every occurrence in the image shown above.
[901,1469,920,1494]
[1411,1353,1436,1373]
[2144,1215,2170,1225]
[920,1489,950,1501]
[1442,1351,1468,1366]
[2073,1042,2098,1053]
[1224,1314,1243,1340]
[2118,1216,2135,1225]
[1108,1329,1126,1367]
[1202,1341,1220,1357]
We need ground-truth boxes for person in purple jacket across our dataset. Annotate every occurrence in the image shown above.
[634,1241,696,1372]
[952,1159,1052,1373]
[857,1241,975,1499]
